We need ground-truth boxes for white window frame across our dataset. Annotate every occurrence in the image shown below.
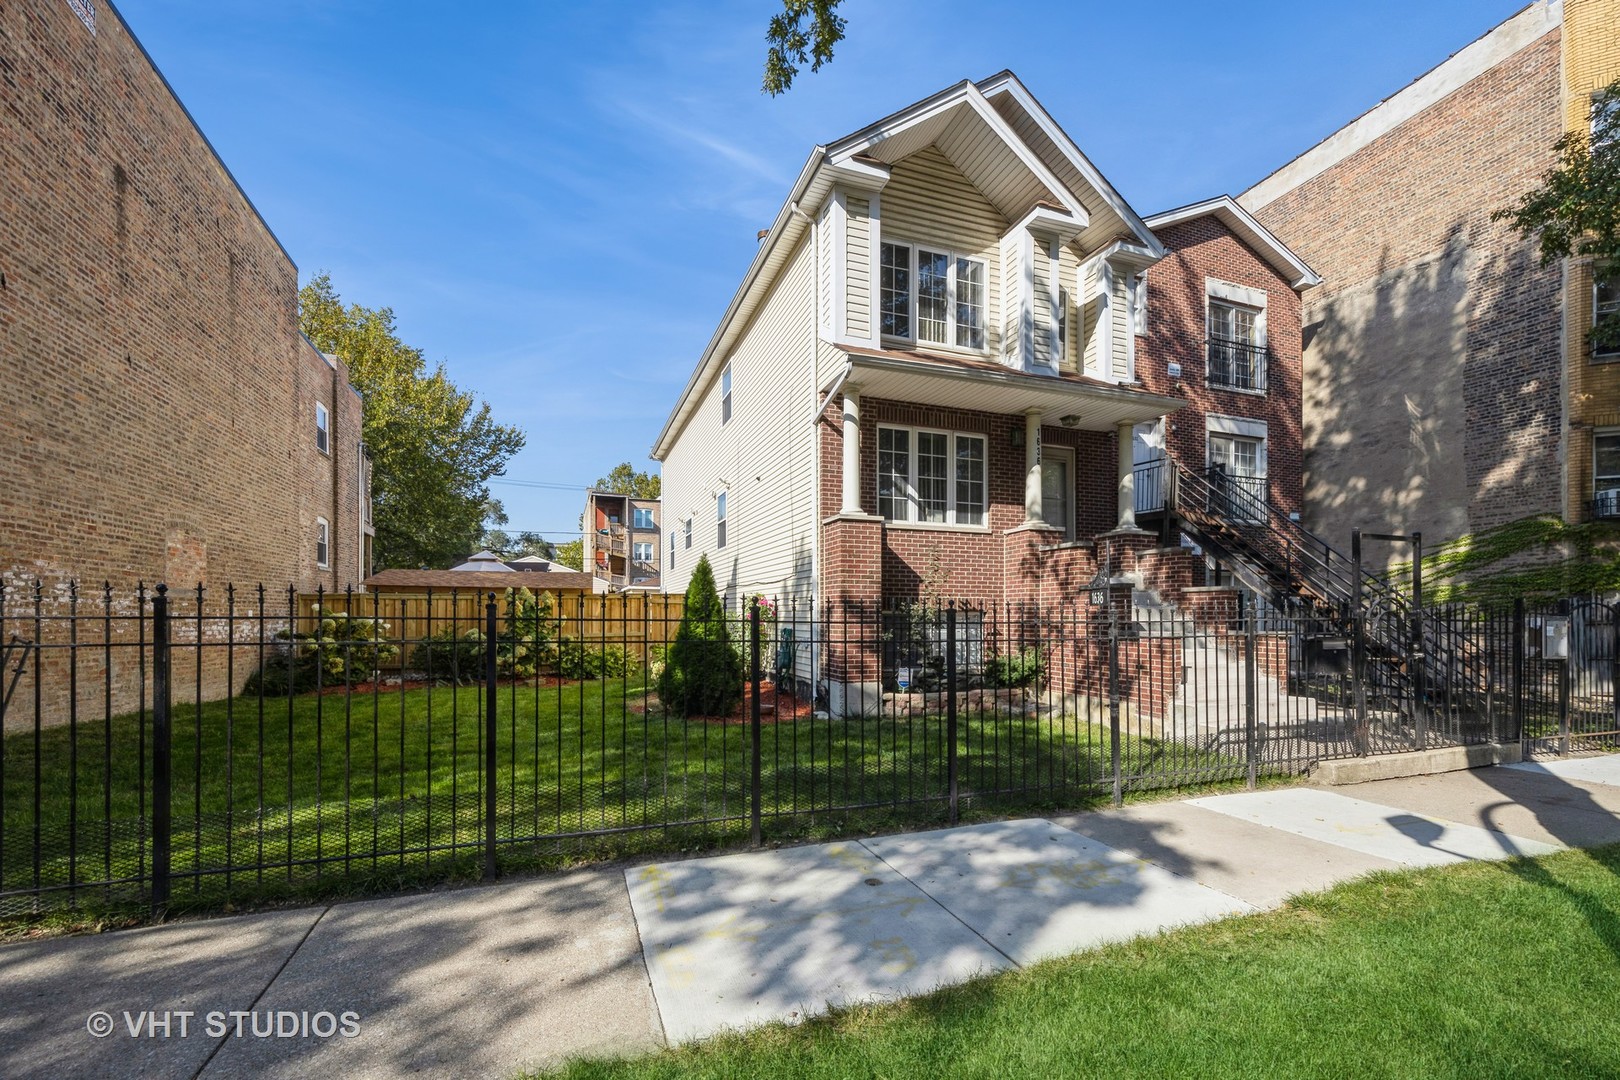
[1595,276,1620,363]
[1205,279,1268,395]
[879,240,989,352]
[315,517,330,569]
[315,401,330,455]
[716,491,728,549]
[684,517,692,549]
[875,424,988,528]
[633,541,654,563]
[721,364,732,423]
[1594,430,1620,512]
[1205,414,1269,523]
[633,507,655,530]
[1129,274,1148,336]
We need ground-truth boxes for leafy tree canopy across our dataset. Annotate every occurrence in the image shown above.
[763,0,846,96]
[299,274,526,571]
[1496,79,1620,356]
[593,462,661,499]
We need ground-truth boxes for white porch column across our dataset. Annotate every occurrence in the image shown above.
[1023,409,1043,524]
[1116,420,1137,530]
[841,385,862,515]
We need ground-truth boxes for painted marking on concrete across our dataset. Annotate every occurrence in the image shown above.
[862,819,1254,967]
[625,842,1010,1044]
[1188,788,1562,866]
[1506,755,1620,788]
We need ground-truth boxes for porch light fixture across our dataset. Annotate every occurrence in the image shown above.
[1059,414,1081,428]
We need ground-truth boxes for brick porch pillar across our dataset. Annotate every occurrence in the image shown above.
[820,511,885,716]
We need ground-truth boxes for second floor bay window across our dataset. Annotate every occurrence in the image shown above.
[881,242,986,350]
[877,425,986,526]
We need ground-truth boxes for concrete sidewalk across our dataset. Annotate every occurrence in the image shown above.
[4,757,1620,1078]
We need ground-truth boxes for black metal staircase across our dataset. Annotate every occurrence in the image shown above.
[1134,458,1491,748]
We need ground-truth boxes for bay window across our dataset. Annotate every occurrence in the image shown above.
[877,425,986,526]
[880,242,987,350]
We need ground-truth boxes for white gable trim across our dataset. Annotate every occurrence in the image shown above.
[1146,195,1321,290]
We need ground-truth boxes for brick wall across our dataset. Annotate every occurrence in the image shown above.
[1137,216,1306,519]
[0,0,364,600]
[1246,27,1564,557]
[1,1,365,726]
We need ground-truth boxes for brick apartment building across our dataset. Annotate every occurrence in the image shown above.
[1,0,371,600]
[1241,0,1620,560]
[2,0,370,726]
[582,490,660,592]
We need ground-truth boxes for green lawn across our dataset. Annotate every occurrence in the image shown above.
[1,678,1247,923]
[544,845,1620,1080]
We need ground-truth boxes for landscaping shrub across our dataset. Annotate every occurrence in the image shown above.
[658,555,744,717]
[555,639,634,680]
[984,646,1045,689]
[408,628,488,685]
[244,607,398,696]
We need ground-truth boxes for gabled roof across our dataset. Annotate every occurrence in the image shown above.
[652,72,1163,460]
[1143,196,1322,291]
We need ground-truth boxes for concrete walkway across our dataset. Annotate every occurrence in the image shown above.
[5,758,1620,1077]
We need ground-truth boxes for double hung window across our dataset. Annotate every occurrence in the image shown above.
[633,508,655,529]
[716,492,728,548]
[633,541,654,563]
[877,426,986,526]
[880,242,987,350]
[1595,277,1619,362]
[1207,299,1266,392]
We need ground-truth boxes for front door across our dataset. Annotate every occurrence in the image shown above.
[1132,420,1165,514]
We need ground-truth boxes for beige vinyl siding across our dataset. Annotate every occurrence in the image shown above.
[882,146,1009,355]
[846,194,871,338]
[1111,267,1131,382]
[1081,262,1104,378]
[661,236,818,605]
[817,202,834,335]
[1031,241,1051,369]
[1056,245,1079,373]
[1000,230,1022,367]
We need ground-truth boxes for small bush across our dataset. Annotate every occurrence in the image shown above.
[984,646,1045,689]
[659,555,744,717]
[408,628,488,685]
[244,607,398,696]
[555,639,634,680]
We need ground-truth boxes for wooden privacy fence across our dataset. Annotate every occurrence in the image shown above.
[295,589,686,659]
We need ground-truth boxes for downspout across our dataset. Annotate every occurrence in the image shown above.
[793,198,821,697]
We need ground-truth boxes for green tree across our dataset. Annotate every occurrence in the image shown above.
[658,555,744,718]
[764,0,847,96]
[1496,79,1620,357]
[593,462,661,499]
[300,274,526,570]
[552,538,584,572]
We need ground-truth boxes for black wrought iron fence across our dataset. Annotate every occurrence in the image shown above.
[2,580,1614,922]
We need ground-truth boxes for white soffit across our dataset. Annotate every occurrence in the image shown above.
[1144,196,1322,290]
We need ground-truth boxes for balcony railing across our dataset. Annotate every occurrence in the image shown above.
[1207,337,1268,393]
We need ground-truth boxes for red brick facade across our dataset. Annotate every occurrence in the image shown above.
[1137,217,1307,520]
[1,0,368,600]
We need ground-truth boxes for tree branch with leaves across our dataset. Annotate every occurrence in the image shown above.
[763,0,846,96]
[1495,79,1620,357]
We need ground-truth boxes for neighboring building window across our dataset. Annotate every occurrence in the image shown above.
[315,401,330,455]
[633,541,654,562]
[716,492,728,548]
[1207,299,1266,392]
[721,364,732,423]
[876,425,986,526]
[879,242,987,350]
[1592,91,1619,148]
[1595,277,1620,362]
[1056,286,1069,360]
[315,517,330,569]
[633,507,655,529]
[1594,432,1620,517]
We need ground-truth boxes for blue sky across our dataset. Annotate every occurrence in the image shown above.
[117,0,1529,545]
